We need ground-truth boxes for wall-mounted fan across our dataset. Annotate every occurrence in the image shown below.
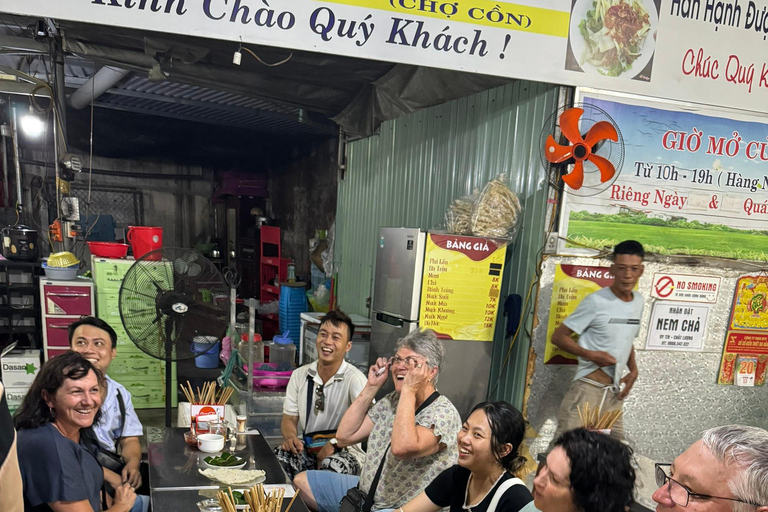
[539,103,624,196]
[119,248,229,426]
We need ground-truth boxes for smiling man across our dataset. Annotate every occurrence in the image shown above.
[653,425,768,512]
[550,240,645,441]
[68,316,147,512]
[273,309,367,480]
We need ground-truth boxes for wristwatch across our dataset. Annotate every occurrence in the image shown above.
[329,438,341,453]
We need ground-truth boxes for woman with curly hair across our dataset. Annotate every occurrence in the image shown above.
[532,428,635,512]
[401,401,533,512]
[14,351,137,512]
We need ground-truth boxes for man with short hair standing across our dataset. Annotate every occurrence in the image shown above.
[69,316,148,512]
[551,240,645,440]
[274,310,367,479]
[654,424,768,512]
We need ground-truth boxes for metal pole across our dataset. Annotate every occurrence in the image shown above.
[1,125,10,207]
[54,47,66,139]
[10,104,22,216]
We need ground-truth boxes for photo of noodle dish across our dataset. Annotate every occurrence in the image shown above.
[568,0,658,78]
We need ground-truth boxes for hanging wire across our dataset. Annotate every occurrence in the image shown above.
[75,69,99,262]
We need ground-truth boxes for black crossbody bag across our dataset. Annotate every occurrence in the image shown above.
[339,391,440,512]
[81,390,127,474]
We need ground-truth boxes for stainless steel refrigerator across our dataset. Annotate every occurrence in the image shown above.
[370,227,504,419]
[370,228,425,398]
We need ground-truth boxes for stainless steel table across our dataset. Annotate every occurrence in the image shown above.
[147,427,308,511]
[152,488,306,512]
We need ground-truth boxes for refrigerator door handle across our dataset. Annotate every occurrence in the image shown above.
[374,312,404,327]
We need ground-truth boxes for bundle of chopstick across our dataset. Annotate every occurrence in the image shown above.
[577,402,623,431]
[217,484,300,512]
[180,380,235,405]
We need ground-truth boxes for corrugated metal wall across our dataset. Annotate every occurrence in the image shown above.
[335,80,560,408]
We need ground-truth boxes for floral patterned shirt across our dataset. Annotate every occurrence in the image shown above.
[360,391,461,510]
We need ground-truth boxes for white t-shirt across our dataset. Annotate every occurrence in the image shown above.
[563,287,645,387]
[283,360,366,434]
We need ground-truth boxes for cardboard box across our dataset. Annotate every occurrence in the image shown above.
[4,386,28,413]
[1,350,41,387]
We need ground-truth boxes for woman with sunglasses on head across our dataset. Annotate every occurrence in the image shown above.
[294,329,462,512]
[400,401,533,512]
[532,428,635,512]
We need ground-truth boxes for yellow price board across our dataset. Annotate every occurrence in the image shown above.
[419,234,506,341]
[544,264,614,364]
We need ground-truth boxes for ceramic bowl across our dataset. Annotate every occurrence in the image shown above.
[197,434,225,453]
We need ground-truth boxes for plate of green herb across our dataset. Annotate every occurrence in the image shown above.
[201,452,247,469]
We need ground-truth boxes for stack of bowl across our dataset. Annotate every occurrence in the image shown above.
[43,251,80,280]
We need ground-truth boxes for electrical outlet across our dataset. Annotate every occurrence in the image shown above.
[544,232,559,254]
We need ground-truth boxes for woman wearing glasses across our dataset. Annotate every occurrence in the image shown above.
[532,428,635,512]
[399,401,533,512]
[294,329,462,512]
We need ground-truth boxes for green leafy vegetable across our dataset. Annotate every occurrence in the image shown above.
[232,491,246,505]
[204,452,245,467]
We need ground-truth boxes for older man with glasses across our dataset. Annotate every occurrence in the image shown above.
[274,310,368,480]
[294,328,461,512]
[653,424,768,512]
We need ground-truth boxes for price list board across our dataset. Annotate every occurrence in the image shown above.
[418,234,506,342]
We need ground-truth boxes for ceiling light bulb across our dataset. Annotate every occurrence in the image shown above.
[20,114,45,138]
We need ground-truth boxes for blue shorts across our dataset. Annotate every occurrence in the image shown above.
[306,471,359,512]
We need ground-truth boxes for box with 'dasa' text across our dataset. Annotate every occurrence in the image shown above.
[1,350,41,388]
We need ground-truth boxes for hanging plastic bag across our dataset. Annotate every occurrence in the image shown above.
[445,190,479,235]
[470,174,522,240]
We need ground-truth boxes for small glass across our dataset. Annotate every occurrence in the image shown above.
[197,499,222,512]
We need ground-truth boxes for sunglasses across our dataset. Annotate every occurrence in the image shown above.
[315,385,325,413]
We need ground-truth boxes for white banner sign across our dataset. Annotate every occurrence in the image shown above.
[651,273,722,303]
[3,0,768,115]
[646,301,711,351]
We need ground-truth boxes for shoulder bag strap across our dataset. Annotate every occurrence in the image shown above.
[486,477,526,512]
[362,391,440,512]
[304,373,314,432]
[116,389,126,451]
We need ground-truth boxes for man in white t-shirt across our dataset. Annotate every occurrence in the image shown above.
[274,310,367,479]
[551,240,646,440]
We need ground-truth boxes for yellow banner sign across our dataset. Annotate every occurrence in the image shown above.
[419,233,506,341]
[322,0,570,37]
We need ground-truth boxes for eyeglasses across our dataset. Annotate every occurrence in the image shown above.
[388,356,424,368]
[314,385,325,413]
[655,463,762,508]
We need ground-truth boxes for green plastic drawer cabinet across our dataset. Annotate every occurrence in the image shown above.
[117,375,178,409]
[92,258,134,293]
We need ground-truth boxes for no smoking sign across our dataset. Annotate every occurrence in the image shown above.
[651,273,722,304]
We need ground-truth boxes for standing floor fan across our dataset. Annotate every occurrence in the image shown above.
[119,248,229,426]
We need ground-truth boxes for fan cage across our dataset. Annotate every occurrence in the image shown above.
[539,103,625,197]
[119,249,229,361]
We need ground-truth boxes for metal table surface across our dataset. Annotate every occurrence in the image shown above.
[147,427,291,490]
[151,488,308,512]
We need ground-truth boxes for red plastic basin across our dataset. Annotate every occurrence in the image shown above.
[88,242,129,258]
